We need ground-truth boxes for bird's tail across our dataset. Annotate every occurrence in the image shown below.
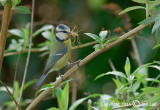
[35,74,47,89]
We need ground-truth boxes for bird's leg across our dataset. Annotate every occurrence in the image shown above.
[68,59,81,67]
[58,71,64,81]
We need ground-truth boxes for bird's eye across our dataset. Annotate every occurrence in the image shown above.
[62,31,68,33]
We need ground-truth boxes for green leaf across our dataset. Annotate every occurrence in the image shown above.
[56,88,63,109]
[42,31,52,41]
[149,0,160,9]
[138,16,156,25]
[35,84,54,96]
[8,29,24,38]
[124,57,131,77]
[146,78,160,83]
[119,6,145,15]
[33,25,54,37]
[69,94,101,110]
[12,0,21,8]
[87,99,92,110]
[15,6,31,14]
[140,87,160,96]
[58,78,74,87]
[85,33,102,44]
[95,71,127,81]
[47,107,59,110]
[112,78,123,90]
[104,37,119,45]
[155,26,160,43]
[153,43,160,49]
[146,95,160,103]
[62,83,69,110]
[132,0,147,4]
[99,30,108,43]
[13,81,20,99]
[96,102,108,110]
[23,79,37,91]
[93,44,101,51]
[152,16,160,33]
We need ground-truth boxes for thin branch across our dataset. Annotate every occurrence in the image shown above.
[0,2,12,74]
[71,78,77,104]
[4,48,41,57]
[108,58,119,81]
[4,37,118,57]
[16,0,35,109]
[26,24,150,110]
[150,103,160,110]
[131,38,142,66]
[0,80,22,110]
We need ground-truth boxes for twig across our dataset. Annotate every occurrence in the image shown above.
[0,2,12,74]
[131,38,142,66]
[71,78,77,104]
[146,0,149,18]
[150,103,160,110]
[112,104,133,110]
[0,80,22,110]
[16,0,35,109]
[108,58,119,81]
[4,37,117,57]
[4,48,41,57]
[26,24,150,110]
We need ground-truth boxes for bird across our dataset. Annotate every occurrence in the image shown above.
[35,24,72,89]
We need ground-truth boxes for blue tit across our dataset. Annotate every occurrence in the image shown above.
[35,24,72,89]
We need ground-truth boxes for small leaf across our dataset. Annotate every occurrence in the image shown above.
[69,94,101,110]
[62,83,69,110]
[119,6,145,15]
[132,0,147,4]
[99,30,108,42]
[56,88,63,109]
[124,57,131,77]
[85,33,102,44]
[149,0,160,9]
[42,31,52,41]
[8,29,24,38]
[146,95,160,103]
[138,16,156,25]
[33,25,54,37]
[95,71,127,81]
[112,78,123,90]
[146,78,160,83]
[152,16,160,33]
[155,26,160,43]
[47,107,59,110]
[58,78,74,87]
[104,37,119,45]
[23,79,37,91]
[140,87,160,96]
[15,6,31,14]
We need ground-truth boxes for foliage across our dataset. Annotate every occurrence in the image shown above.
[85,30,119,51]
[0,80,36,109]
[95,57,160,109]
[5,24,54,53]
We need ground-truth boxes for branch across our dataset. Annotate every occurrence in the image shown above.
[4,37,111,57]
[0,2,12,74]
[26,24,150,110]
[16,0,35,109]
[150,103,160,110]
[0,80,22,110]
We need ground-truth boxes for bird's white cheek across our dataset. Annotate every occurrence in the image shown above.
[56,33,67,40]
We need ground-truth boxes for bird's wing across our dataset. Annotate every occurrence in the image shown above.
[44,44,67,73]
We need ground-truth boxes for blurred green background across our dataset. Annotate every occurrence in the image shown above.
[0,0,159,109]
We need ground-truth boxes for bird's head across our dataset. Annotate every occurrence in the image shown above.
[55,24,71,41]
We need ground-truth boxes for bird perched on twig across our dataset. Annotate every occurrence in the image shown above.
[35,24,72,89]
